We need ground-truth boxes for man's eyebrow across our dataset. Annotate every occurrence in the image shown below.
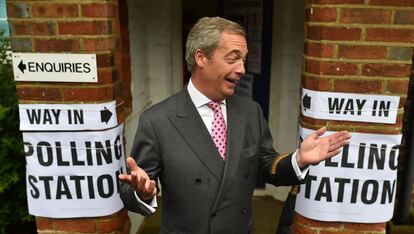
[224,50,244,57]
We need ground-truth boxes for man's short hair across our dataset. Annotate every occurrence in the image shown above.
[185,17,246,72]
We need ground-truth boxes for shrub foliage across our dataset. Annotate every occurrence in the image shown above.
[0,31,33,233]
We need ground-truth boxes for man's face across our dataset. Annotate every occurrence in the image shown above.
[195,31,248,101]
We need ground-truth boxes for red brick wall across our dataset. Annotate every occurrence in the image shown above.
[297,0,414,232]
[35,209,130,234]
[7,0,132,233]
[8,0,131,119]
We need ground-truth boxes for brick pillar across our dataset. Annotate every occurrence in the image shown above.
[7,0,132,233]
[296,0,414,233]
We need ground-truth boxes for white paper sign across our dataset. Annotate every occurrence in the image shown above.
[301,88,400,124]
[24,124,126,218]
[19,101,117,131]
[295,126,402,223]
[12,52,98,83]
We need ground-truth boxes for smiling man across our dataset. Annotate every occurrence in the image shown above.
[119,17,350,234]
[190,29,247,101]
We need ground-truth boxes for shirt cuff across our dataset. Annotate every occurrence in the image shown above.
[134,192,157,214]
[291,150,309,181]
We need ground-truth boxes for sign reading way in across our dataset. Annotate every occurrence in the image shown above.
[24,124,126,218]
[295,126,402,223]
[301,88,400,124]
[19,101,117,131]
[12,52,98,83]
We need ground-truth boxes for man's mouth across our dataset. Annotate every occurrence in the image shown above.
[225,78,239,85]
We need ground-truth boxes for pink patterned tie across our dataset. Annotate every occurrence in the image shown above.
[208,101,227,160]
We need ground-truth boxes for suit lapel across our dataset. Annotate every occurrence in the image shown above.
[169,90,224,181]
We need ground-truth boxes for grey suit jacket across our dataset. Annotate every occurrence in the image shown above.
[120,88,301,234]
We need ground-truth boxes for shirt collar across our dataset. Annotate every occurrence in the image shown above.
[187,78,226,108]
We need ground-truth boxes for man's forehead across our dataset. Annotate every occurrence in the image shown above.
[219,30,246,42]
[218,32,248,52]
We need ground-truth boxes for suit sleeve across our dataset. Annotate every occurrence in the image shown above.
[255,104,302,186]
[120,112,162,216]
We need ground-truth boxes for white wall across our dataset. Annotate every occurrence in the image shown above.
[124,0,182,232]
[125,0,183,160]
[266,0,305,201]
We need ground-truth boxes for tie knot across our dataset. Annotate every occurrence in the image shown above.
[208,101,222,113]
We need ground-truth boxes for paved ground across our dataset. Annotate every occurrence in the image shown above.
[137,195,285,234]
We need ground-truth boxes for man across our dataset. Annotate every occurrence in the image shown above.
[119,17,350,234]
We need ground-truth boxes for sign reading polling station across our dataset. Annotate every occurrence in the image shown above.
[301,88,400,124]
[24,124,126,218]
[295,126,402,223]
[12,52,98,83]
[19,101,117,131]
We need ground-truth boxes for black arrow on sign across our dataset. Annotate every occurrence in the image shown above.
[18,60,27,73]
[100,107,113,124]
[302,93,311,111]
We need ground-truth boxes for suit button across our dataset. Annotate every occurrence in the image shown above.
[211,213,217,218]
[245,174,250,179]
[195,178,202,185]
[241,208,247,214]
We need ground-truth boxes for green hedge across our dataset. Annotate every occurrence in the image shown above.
[0,31,33,233]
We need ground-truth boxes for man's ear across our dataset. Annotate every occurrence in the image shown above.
[194,49,207,68]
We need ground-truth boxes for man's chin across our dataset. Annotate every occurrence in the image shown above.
[223,89,235,98]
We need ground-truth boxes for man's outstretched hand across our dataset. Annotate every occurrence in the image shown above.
[297,127,351,168]
[118,157,157,201]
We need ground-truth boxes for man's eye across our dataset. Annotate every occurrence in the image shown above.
[226,58,237,64]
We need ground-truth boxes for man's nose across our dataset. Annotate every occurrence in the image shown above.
[235,60,246,75]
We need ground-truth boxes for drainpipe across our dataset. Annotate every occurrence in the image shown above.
[394,74,414,225]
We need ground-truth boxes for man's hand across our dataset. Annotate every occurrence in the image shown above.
[297,127,351,168]
[118,157,157,201]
